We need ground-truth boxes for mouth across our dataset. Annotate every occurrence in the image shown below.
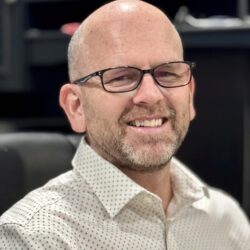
[128,118,167,128]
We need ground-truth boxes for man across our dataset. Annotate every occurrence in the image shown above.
[1,0,249,249]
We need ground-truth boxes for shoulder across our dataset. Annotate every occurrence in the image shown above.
[205,187,250,245]
[0,169,91,226]
[207,186,248,220]
[0,169,95,248]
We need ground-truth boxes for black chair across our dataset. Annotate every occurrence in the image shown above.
[0,132,81,215]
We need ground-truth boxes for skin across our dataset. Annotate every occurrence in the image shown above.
[60,0,196,210]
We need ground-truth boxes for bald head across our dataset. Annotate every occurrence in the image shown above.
[68,0,183,81]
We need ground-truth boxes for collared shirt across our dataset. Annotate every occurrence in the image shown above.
[0,138,249,249]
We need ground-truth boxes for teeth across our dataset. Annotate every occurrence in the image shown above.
[130,119,163,127]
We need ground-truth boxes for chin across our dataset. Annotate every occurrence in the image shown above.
[126,161,170,173]
[120,143,176,172]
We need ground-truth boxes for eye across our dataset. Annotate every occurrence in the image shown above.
[107,74,131,84]
[155,70,179,83]
[156,70,177,78]
[104,68,138,86]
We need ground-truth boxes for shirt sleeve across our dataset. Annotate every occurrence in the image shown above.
[0,223,71,249]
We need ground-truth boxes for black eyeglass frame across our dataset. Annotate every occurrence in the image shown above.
[72,61,196,93]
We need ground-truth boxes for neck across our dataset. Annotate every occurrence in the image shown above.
[120,165,173,211]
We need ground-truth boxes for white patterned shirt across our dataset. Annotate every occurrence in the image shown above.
[0,138,249,249]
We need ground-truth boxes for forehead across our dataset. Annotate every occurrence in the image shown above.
[80,9,183,72]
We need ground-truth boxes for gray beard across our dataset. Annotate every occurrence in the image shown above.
[117,128,186,172]
[88,121,188,173]
[86,106,190,173]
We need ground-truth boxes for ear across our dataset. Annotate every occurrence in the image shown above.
[59,83,86,133]
[188,77,196,121]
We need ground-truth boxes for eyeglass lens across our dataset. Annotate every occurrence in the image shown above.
[102,62,191,92]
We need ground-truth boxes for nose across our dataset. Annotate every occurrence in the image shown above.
[132,73,165,105]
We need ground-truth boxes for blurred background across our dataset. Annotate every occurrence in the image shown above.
[0,0,250,217]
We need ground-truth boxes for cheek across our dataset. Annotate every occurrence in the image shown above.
[83,90,129,126]
[167,89,193,119]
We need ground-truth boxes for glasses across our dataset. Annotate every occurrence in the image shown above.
[73,61,196,93]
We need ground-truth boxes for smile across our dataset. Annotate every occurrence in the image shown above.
[128,118,166,127]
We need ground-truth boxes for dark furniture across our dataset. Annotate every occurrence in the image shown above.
[0,132,81,215]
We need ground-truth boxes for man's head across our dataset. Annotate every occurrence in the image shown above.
[60,0,196,172]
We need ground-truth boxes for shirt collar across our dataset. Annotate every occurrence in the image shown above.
[72,138,145,218]
[168,158,210,217]
[170,158,209,201]
[72,138,210,218]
